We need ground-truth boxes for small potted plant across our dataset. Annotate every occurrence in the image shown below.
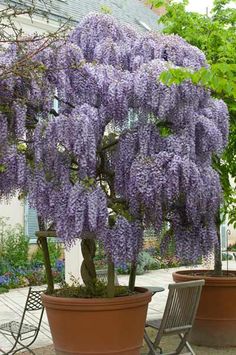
[0,12,228,354]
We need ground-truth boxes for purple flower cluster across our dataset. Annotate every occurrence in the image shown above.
[0,13,229,263]
[0,146,27,198]
[98,217,143,265]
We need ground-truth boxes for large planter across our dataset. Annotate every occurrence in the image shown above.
[173,270,236,347]
[42,287,152,355]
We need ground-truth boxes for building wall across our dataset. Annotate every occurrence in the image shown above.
[0,196,24,226]
[228,224,236,247]
[228,178,236,246]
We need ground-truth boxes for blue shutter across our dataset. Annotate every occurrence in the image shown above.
[24,201,39,244]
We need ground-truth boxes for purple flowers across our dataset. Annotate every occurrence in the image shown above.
[99,217,143,265]
[0,13,229,263]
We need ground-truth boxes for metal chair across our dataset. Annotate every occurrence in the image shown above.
[144,280,205,355]
[0,287,44,354]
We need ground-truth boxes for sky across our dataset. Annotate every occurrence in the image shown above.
[186,0,214,14]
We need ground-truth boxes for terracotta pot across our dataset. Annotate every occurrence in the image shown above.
[173,270,236,347]
[42,287,152,355]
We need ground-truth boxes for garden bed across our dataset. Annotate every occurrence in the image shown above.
[0,219,64,292]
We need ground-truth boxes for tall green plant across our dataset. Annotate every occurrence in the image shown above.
[31,238,62,267]
[150,0,236,273]
[0,218,29,270]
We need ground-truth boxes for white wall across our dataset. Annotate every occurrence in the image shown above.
[228,225,236,246]
[0,196,24,226]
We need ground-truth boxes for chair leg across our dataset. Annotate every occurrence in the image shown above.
[174,332,193,355]
[178,334,195,355]
[11,342,36,355]
[0,332,21,355]
[0,330,38,355]
[144,329,162,355]
[10,331,39,355]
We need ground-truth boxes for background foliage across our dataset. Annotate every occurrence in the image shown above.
[0,218,64,292]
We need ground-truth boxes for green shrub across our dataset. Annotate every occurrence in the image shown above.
[222,252,233,261]
[0,217,29,270]
[30,238,62,267]
[117,251,159,275]
[227,243,236,252]
[136,251,159,275]
[0,286,9,294]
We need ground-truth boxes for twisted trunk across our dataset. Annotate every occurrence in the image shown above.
[81,238,97,288]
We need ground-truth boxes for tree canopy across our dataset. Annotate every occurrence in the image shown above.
[0,12,229,277]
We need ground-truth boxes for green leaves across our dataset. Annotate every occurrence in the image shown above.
[160,64,236,100]
[148,0,166,8]
[100,5,112,15]
[81,176,95,190]
[0,164,6,173]
[155,120,173,137]
[16,142,27,153]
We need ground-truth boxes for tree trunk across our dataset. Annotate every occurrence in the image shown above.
[81,238,97,288]
[107,260,115,298]
[129,261,137,292]
[214,210,222,276]
[36,217,55,294]
[38,236,54,294]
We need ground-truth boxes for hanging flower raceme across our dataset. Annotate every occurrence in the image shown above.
[194,115,223,158]
[0,146,27,197]
[0,113,8,147]
[153,33,207,70]
[33,104,103,180]
[99,216,143,265]
[199,98,229,148]
[130,32,207,71]
[54,183,108,248]
[0,44,18,103]
[69,12,137,63]
[12,101,27,139]
[171,222,218,263]
[54,43,85,108]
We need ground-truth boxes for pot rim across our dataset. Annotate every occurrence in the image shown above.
[173,269,236,286]
[41,286,152,310]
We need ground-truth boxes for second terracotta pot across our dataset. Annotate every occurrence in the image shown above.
[42,287,152,355]
[173,269,236,347]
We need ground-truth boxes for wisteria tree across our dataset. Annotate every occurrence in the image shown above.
[0,13,229,296]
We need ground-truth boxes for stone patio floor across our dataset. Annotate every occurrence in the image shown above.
[1,260,236,354]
